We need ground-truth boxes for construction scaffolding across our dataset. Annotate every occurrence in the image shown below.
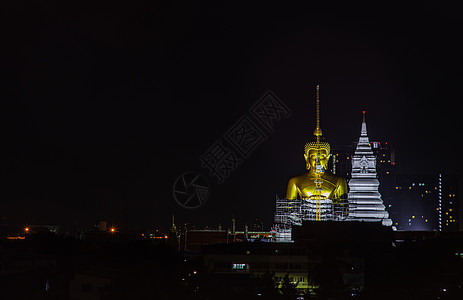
[272,195,349,242]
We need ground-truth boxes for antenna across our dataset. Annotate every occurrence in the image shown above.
[313,84,322,138]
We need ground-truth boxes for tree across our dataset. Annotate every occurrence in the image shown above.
[280,273,300,299]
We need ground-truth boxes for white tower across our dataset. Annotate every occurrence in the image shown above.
[348,111,392,226]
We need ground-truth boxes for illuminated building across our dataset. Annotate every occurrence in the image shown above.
[347,112,392,226]
[273,85,349,241]
[329,146,353,179]
[370,141,396,168]
[382,174,459,231]
[436,174,459,232]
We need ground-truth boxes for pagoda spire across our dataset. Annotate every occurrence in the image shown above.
[313,84,322,138]
[360,110,368,138]
[348,112,392,226]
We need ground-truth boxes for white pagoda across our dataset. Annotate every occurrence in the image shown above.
[347,112,392,226]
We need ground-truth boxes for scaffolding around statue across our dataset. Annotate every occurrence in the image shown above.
[272,195,349,242]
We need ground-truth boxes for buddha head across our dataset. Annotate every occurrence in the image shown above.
[304,137,330,172]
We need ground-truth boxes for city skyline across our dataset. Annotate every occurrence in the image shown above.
[4,4,462,231]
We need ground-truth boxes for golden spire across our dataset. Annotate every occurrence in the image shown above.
[313,84,322,137]
[304,83,330,156]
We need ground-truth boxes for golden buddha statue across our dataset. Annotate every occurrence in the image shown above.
[286,85,348,204]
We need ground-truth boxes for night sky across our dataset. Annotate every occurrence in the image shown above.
[4,3,462,231]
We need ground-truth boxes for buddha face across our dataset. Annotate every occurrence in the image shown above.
[304,149,329,172]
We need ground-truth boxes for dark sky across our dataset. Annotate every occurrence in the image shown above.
[4,3,462,231]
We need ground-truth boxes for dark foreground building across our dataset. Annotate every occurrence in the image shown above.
[201,221,392,298]
[2,224,463,300]
[199,221,463,299]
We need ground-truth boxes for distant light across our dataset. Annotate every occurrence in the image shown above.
[233,263,248,270]
[193,271,197,274]
[443,288,447,292]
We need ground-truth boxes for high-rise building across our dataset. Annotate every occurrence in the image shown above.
[380,173,459,231]
[371,141,396,168]
[329,146,352,179]
[382,174,438,230]
[347,112,392,226]
[439,174,459,231]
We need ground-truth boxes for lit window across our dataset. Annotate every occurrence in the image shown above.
[232,263,248,270]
